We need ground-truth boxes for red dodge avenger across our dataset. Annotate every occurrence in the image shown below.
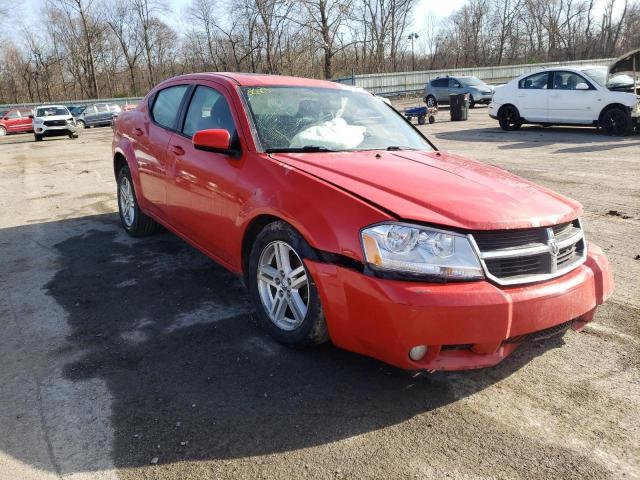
[112,73,613,371]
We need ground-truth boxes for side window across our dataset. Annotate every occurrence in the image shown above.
[20,109,31,117]
[182,86,237,139]
[151,85,189,129]
[6,110,20,119]
[96,104,109,113]
[519,72,549,90]
[85,106,97,115]
[552,71,591,90]
[449,78,461,88]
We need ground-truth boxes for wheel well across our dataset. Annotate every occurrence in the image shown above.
[599,103,631,122]
[113,153,127,180]
[498,103,518,116]
[241,214,281,279]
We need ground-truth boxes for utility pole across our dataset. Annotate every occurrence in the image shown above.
[408,33,419,71]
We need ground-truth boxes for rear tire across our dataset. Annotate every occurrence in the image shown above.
[498,105,522,131]
[469,95,475,109]
[600,108,632,136]
[248,221,329,347]
[117,165,158,237]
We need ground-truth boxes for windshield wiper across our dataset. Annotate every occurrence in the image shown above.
[385,146,416,151]
[266,145,335,153]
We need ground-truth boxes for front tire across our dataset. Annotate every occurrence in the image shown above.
[426,95,437,108]
[76,120,86,129]
[600,108,632,136]
[117,165,157,237]
[469,95,475,109]
[0,126,6,136]
[34,134,43,142]
[498,105,522,131]
[248,221,328,347]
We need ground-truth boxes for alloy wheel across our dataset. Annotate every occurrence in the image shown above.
[0,126,6,136]
[257,240,309,331]
[119,176,135,227]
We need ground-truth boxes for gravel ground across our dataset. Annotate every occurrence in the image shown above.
[0,109,638,480]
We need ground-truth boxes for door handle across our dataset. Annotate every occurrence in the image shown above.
[134,128,143,137]
[171,145,185,156]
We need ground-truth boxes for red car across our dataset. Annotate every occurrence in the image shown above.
[112,73,613,371]
[0,107,34,136]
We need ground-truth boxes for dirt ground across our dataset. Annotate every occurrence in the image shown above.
[0,108,638,480]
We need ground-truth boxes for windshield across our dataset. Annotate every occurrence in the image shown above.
[241,86,433,152]
[582,68,607,86]
[36,106,69,117]
[459,77,485,87]
[582,67,634,87]
[69,106,86,115]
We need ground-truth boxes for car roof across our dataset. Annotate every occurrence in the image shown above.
[163,72,347,89]
[37,105,67,108]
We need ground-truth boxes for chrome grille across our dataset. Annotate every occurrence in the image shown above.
[470,219,586,286]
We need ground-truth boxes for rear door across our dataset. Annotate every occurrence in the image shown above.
[547,71,601,124]
[16,109,33,131]
[433,78,449,102]
[134,83,190,217]
[515,71,550,122]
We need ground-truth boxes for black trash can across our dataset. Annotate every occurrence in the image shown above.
[449,93,469,121]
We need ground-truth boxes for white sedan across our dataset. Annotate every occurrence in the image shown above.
[489,66,639,136]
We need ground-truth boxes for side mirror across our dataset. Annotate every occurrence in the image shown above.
[193,129,234,155]
[28,115,34,119]
[575,83,589,90]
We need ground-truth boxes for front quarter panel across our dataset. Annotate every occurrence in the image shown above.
[234,153,395,270]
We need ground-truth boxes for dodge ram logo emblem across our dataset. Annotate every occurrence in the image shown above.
[549,240,560,256]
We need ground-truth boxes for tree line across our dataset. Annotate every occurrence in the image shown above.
[0,0,638,104]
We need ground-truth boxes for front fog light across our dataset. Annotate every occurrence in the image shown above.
[409,345,427,361]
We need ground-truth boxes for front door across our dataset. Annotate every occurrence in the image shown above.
[515,71,550,122]
[165,83,244,262]
[547,71,602,124]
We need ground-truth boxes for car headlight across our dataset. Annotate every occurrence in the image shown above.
[67,118,75,124]
[361,223,484,280]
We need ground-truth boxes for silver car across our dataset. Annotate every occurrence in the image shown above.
[425,76,494,108]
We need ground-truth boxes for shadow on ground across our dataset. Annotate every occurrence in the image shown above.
[5,213,574,470]
[435,126,640,153]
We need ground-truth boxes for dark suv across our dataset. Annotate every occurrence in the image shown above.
[425,76,494,108]
[73,103,121,128]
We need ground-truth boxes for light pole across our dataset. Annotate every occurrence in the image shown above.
[408,33,419,71]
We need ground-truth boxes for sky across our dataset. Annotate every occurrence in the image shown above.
[11,0,464,36]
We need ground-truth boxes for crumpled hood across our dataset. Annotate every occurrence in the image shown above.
[270,150,582,230]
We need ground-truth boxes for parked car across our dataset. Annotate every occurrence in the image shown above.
[425,76,494,108]
[0,107,34,136]
[112,73,613,371]
[489,66,640,135]
[74,103,121,128]
[32,105,78,141]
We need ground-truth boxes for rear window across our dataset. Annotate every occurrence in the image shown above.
[151,85,189,129]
